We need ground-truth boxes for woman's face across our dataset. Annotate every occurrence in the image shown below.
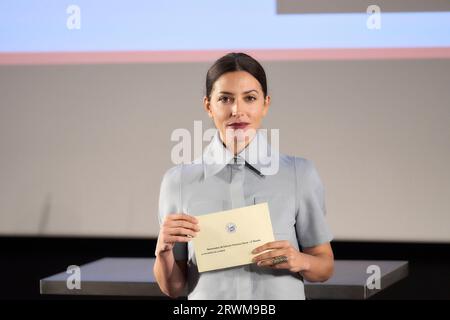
[203,71,270,152]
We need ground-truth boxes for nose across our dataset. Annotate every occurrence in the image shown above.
[231,98,242,116]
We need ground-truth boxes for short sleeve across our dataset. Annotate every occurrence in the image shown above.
[157,165,187,260]
[295,158,333,248]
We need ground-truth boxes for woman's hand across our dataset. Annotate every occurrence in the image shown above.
[251,240,310,273]
[155,213,200,256]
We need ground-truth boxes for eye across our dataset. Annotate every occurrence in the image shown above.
[219,96,233,103]
[245,96,257,102]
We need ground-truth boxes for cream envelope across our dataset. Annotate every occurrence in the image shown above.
[192,202,275,273]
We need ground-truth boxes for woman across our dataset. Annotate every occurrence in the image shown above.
[154,52,334,300]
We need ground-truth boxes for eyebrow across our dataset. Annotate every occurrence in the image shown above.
[218,90,259,95]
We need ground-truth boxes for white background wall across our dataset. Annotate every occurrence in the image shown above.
[1,58,449,242]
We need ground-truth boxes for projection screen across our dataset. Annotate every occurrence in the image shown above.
[1,0,449,242]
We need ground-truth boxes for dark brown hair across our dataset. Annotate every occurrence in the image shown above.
[205,52,268,100]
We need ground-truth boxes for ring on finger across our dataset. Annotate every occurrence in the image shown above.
[272,255,288,265]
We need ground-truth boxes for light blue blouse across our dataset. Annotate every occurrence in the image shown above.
[157,129,333,299]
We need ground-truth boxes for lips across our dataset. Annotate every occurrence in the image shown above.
[227,122,249,129]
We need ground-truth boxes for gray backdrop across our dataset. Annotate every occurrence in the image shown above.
[1,58,449,242]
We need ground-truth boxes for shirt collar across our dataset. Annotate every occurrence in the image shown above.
[201,129,273,179]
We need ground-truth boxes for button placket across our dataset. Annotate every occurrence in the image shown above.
[230,157,246,209]
[229,156,252,299]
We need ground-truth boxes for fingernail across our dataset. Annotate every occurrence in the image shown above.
[252,249,257,254]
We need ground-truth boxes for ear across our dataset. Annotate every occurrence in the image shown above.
[262,95,271,117]
[203,96,213,118]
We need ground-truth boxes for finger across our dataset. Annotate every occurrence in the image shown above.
[165,235,194,243]
[252,240,290,254]
[167,213,198,224]
[256,258,289,268]
[270,262,289,269]
[165,220,200,232]
[252,249,288,264]
[167,227,198,238]
[168,213,198,224]
[268,262,290,269]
